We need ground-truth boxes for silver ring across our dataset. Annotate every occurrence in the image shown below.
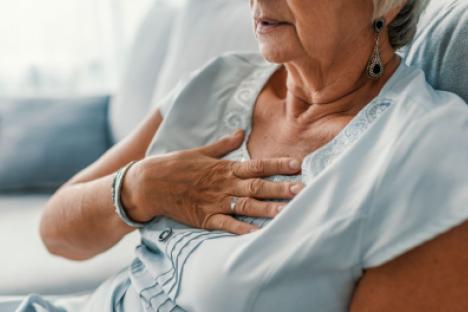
[230,196,239,212]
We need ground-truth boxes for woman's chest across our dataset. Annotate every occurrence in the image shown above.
[246,96,354,162]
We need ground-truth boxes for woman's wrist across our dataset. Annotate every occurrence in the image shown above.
[119,161,157,223]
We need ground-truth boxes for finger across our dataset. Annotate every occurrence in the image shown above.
[230,197,285,218]
[205,214,258,235]
[194,129,244,158]
[235,179,304,199]
[231,158,301,178]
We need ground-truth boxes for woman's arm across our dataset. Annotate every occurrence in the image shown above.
[40,108,164,260]
[350,221,468,311]
[41,107,303,261]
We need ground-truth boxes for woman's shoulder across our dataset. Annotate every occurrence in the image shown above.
[157,52,274,117]
[385,63,468,121]
[148,52,277,156]
[381,63,468,170]
[360,63,468,269]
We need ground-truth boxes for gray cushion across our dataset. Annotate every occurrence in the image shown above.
[0,96,111,192]
[404,0,468,102]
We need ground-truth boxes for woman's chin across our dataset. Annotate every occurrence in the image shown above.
[259,44,295,64]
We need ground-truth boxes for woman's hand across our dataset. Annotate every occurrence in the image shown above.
[121,130,304,234]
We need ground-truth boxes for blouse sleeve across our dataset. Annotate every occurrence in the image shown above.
[361,100,468,268]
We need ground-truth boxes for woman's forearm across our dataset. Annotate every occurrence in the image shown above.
[39,174,133,261]
[38,125,301,261]
[38,108,164,260]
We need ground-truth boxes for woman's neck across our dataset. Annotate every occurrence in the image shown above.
[276,49,401,126]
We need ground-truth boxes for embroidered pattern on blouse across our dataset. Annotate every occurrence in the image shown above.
[305,100,391,178]
[222,68,273,139]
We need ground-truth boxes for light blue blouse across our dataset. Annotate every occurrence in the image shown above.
[5,53,468,311]
[132,53,468,311]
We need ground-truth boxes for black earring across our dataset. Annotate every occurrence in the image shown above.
[374,18,385,33]
[367,18,385,80]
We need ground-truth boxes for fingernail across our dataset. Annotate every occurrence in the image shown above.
[277,205,285,212]
[289,159,301,170]
[290,183,304,194]
[249,228,259,233]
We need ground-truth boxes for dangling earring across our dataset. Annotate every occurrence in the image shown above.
[366,18,385,80]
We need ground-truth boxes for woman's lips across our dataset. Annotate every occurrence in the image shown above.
[255,18,290,35]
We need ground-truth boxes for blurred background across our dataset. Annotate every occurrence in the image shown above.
[0,0,257,295]
[0,0,163,96]
[0,0,466,300]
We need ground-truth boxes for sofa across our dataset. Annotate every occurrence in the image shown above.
[0,0,466,296]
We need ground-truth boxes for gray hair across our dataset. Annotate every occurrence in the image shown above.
[373,0,427,49]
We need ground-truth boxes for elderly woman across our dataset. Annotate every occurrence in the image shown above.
[6,0,468,311]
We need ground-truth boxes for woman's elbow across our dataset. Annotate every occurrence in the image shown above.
[39,200,94,261]
[39,227,94,261]
[39,203,60,252]
[39,217,74,260]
